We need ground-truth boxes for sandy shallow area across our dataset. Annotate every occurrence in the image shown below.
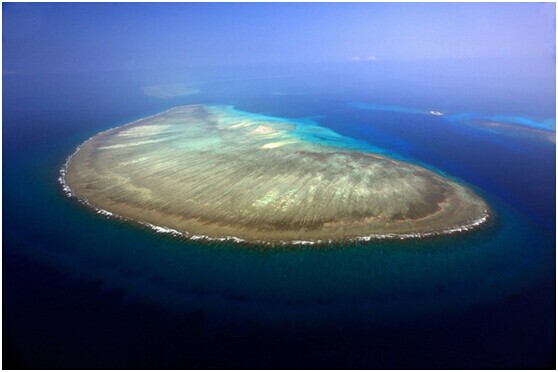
[63,105,489,244]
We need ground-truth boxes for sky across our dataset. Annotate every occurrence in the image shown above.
[2,2,556,73]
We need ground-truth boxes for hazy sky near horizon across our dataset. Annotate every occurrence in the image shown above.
[3,2,556,73]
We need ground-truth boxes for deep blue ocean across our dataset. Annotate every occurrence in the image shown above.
[4,61,556,368]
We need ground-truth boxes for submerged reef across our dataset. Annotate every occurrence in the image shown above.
[63,105,489,244]
[142,84,200,99]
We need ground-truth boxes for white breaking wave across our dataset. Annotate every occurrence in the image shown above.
[97,209,114,217]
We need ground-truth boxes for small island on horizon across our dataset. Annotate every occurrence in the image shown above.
[61,105,489,245]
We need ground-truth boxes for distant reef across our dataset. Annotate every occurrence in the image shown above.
[142,84,200,99]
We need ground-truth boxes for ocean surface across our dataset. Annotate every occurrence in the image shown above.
[4,61,556,368]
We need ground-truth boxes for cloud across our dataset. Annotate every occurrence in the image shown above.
[351,55,377,62]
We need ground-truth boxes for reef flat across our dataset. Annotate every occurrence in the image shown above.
[63,105,489,244]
